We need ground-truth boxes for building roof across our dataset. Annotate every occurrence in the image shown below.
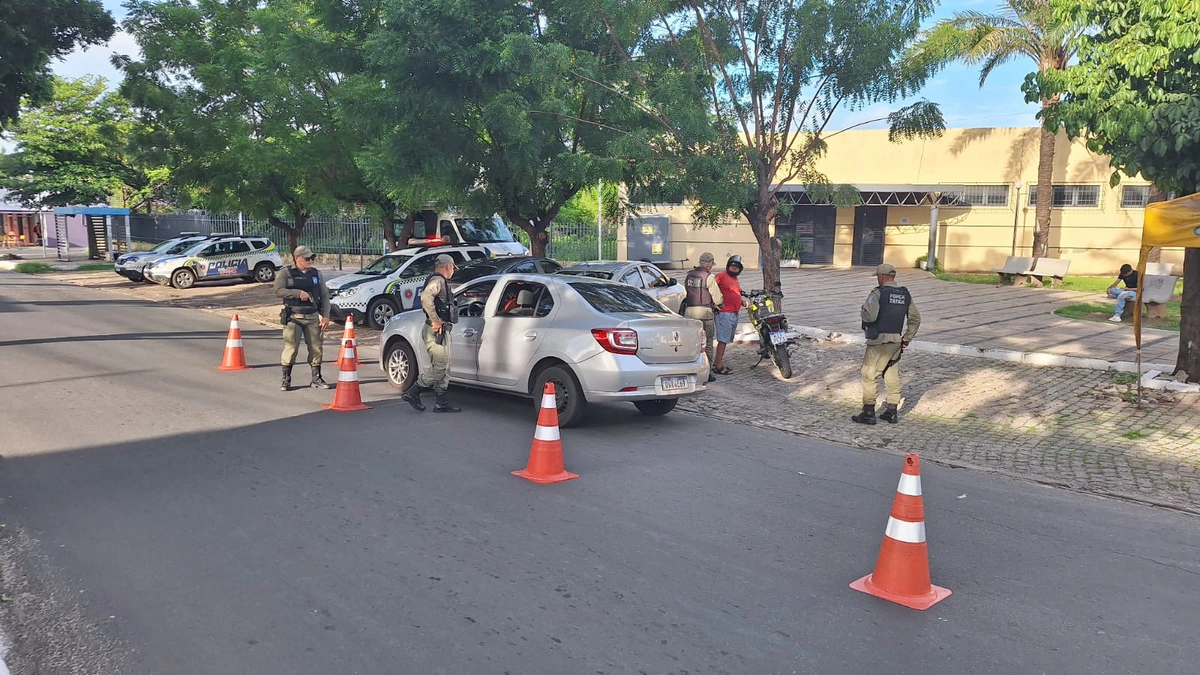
[52,206,131,216]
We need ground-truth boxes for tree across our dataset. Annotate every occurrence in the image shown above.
[908,0,1084,261]
[121,0,342,250]
[362,0,635,256]
[0,0,115,127]
[594,0,944,291]
[0,77,167,210]
[1039,0,1200,379]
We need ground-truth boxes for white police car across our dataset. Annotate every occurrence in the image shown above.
[327,244,491,329]
[114,233,207,282]
[144,234,284,289]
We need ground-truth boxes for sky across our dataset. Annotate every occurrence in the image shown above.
[40,0,1041,132]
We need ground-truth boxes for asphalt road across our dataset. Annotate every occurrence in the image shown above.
[1,272,1198,674]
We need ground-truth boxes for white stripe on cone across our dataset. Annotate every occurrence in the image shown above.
[896,473,922,497]
[338,371,359,382]
[343,348,356,361]
[533,425,560,442]
[884,516,926,544]
[541,393,556,409]
[225,339,243,347]
[230,320,240,329]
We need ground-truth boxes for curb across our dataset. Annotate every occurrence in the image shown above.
[776,322,1181,379]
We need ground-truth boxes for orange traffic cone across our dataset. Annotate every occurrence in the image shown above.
[335,316,356,367]
[850,453,952,610]
[512,383,579,484]
[216,314,251,371]
[322,339,371,412]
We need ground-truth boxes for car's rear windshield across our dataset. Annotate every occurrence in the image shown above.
[558,269,613,280]
[568,281,670,314]
[451,264,499,284]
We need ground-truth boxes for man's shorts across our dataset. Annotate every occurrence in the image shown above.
[715,311,738,343]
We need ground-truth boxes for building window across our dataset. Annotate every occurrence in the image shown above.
[1028,184,1101,208]
[940,185,1010,207]
[1121,185,1151,208]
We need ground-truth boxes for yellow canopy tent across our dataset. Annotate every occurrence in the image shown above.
[1135,193,1200,394]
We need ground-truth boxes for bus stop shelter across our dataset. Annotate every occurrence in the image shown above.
[51,206,132,262]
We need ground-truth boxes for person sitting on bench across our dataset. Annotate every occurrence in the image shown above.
[1106,264,1139,323]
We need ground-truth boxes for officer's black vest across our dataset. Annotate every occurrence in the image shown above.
[684,267,713,308]
[863,285,911,338]
[419,273,456,324]
[285,266,320,312]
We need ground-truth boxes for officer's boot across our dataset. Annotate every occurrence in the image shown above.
[310,365,332,389]
[280,365,293,391]
[879,403,899,424]
[401,385,426,411]
[851,404,877,425]
[433,391,461,413]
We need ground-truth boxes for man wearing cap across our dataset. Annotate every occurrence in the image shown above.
[853,263,921,425]
[274,245,332,391]
[402,254,461,413]
[683,252,723,381]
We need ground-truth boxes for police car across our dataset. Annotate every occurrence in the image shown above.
[113,232,207,282]
[143,234,284,289]
[327,243,492,329]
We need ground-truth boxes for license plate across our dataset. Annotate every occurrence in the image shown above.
[659,375,690,392]
[769,330,788,345]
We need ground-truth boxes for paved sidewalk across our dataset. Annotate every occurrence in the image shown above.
[680,339,1200,511]
[772,268,1178,366]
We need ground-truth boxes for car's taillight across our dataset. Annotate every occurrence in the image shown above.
[592,328,638,354]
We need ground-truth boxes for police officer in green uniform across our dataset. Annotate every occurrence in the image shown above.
[853,263,920,425]
[402,254,461,413]
[274,245,332,391]
[682,252,723,382]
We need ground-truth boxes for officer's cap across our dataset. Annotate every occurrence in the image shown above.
[434,254,456,266]
[875,263,897,276]
[293,245,315,259]
[699,252,715,265]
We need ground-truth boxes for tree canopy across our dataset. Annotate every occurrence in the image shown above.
[0,0,115,127]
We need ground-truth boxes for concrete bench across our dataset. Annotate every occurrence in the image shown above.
[1121,274,1178,319]
[1027,257,1071,288]
[993,256,1034,284]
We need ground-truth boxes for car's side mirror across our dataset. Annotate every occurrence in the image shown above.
[667,278,677,287]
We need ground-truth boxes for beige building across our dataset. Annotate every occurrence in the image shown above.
[621,127,1181,276]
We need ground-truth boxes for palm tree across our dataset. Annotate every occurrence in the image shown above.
[910,1,1084,260]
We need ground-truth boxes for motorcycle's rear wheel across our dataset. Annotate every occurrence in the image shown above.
[772,342,793,379]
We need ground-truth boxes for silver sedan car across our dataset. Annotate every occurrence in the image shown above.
[557,261,687,314]
[379,273,709,426]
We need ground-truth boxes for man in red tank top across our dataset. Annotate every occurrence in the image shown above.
[712,255,748,374]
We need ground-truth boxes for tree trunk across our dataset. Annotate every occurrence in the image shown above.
[381,203,398,252]
[747,204,779,294]
[528,219,550,257]
[1032,114,1056,259]
[398,212,415,247]
[1176,247,1200,382]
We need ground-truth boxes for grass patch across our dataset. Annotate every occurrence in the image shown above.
[1110,372,1138,386]
[934,273,1184,295]
[1055,301,1180,331]
[14,261,54,274]
[74,262,114,271]
[1121,429,1146,440]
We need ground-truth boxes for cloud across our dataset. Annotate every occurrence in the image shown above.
[51,29,141,88]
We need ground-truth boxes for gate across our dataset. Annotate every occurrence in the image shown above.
[626,215,671,263]
[852,206,887,267]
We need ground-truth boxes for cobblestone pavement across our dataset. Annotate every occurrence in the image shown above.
[679,338,1200,512]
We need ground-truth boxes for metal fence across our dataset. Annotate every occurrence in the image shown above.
[514,221,618,262]
[128,213,619,263]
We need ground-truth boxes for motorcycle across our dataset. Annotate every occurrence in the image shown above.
[743,282,793,379]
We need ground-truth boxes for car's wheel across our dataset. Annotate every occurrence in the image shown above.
[170,268,196,289]
[534,365,587,428]
[773,344,793,379]
[366,297,399,330]
[384,339,418,391]
[634,398,678,416]
[254,262,276,283]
